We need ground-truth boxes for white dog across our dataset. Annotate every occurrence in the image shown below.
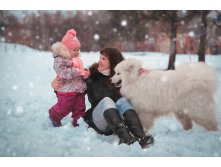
[111,58,218,133]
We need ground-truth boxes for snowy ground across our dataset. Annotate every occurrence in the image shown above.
[0,42,221,157]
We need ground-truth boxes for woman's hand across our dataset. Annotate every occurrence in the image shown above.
[51,75,65,90]
[138,68,149,75]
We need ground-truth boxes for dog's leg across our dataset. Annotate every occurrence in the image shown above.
[192,114,218,131]
[175,112,193,130]
[189,93,218,131]
[191,108,218,131]
[138,111,155,134]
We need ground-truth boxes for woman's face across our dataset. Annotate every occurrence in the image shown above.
[98,54,110,72]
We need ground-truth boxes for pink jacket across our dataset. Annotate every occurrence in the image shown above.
[51,42,87,93]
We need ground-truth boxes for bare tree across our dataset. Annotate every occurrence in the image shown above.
[139,11,178,69]
[198,10,210,62]
[167,11,178,70]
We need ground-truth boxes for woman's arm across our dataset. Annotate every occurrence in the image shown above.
[138,68,149,75]
[51,75,65,90]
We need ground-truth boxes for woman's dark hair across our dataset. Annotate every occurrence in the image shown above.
[100,47,124,77]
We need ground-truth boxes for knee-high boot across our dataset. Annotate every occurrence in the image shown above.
[123,109,154,148]
[103,108,137,145]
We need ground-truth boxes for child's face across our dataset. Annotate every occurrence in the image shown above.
[70,47,80,58]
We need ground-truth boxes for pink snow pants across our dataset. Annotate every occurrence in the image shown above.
[49,92,86,127]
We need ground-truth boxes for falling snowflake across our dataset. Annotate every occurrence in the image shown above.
[188,31,195,37]
[8,32,12,36]
[7,109,12,115]
[88,11,93,16]
[12,152,17,156]
[180,21,185,25]
[113,141,118,147]
[16,106,24,114]
[29,82,34,88]
[94,34,100,41]
[121,20,127,27]
[34,12,40,18]
[213,152,219,156]
[0,37,5,42]
[38,45,43,50]
[1,26,5,31]
[207,62,212,66]
[177,10,188,18]
[12,85,18,91]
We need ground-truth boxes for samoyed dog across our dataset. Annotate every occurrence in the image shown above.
[111,58,218,133]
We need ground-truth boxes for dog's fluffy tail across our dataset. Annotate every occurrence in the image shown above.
[177,62,218,94]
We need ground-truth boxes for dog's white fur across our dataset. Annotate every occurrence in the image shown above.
[111,58,218,133]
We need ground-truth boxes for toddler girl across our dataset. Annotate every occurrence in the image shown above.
[49,29,89,127]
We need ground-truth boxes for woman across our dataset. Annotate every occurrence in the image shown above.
[84,47,154,149]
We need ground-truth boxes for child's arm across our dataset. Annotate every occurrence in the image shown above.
[54,58,81,80]
[73,57,85,76]
[82,69,90,79]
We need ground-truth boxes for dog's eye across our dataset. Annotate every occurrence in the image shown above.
[117,73,120,75]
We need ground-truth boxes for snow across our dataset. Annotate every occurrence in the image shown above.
[0,42,221,157]
[121,20,127,27]
[93,34,100,41]
[188,31,195,37]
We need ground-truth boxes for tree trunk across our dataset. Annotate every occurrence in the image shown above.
[167,16,177,70]
[198,10,209,62]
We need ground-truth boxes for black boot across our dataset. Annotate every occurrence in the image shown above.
[139,135,154,149]
[103,108,137,145]
[123,109,154,148]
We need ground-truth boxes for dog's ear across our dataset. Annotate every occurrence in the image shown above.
[127,65,134,73]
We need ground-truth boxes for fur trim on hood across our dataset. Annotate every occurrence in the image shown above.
[51,42,71,59]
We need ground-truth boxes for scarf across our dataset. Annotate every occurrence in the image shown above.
[99,69,110,76]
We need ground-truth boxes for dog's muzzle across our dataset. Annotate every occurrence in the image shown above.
[113,80,122,87]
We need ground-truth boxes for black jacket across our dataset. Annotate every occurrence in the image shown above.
[86,71,122,108]
[84,68,122,135]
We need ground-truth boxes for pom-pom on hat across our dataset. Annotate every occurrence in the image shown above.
[61,29,81,49]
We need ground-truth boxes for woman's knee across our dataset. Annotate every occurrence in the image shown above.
[92,97,117,119]
[100,97,116,109]
[116,97,134,116]
[102,97,114,103]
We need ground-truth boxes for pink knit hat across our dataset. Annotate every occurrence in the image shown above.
[61,29,81,49]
